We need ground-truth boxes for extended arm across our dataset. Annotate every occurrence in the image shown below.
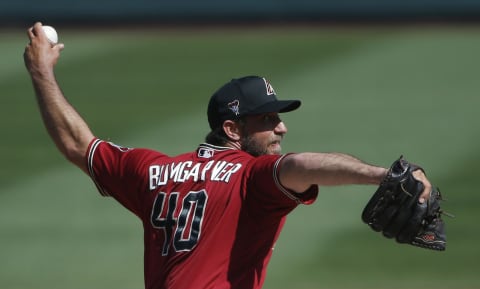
[280,152,387,191]
[279,152,432,202]
[24,22,94,174]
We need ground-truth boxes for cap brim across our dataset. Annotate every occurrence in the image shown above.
[248,100,301,115]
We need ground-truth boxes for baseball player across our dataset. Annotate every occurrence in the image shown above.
[24,22,433,289]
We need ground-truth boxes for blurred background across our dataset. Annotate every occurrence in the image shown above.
[1,1,479,289]
[2,0,480,25]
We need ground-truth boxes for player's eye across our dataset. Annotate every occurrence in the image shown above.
[262,113,280,124]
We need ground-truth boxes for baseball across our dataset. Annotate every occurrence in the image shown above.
[42,25,58,45]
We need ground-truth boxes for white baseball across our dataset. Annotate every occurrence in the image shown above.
[42,25,58,45]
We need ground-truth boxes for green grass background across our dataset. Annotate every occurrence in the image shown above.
[1,25,479,289]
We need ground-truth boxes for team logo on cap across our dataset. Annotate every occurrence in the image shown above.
[228,100,240,116]
[263,78,276,95]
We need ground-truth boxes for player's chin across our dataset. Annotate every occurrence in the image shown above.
[267,142,282,155]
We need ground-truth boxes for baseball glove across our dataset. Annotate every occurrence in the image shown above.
[361,156,448,251]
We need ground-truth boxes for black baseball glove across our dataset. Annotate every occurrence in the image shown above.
[361,156,448,251]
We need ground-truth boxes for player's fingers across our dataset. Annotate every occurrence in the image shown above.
[412,169,432,203]
[27,22,44,43]
[32,22,49,42]
[33,22,42,35]
[53,43,65,52]
[26,25,36,40]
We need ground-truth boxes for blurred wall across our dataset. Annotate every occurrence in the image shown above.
[2,0,480,26]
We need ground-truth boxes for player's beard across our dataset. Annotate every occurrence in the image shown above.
[240,135,281,156]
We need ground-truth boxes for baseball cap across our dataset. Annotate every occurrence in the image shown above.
[207,76,301,129]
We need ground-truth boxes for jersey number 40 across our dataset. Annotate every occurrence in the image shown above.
[150,190,208,256]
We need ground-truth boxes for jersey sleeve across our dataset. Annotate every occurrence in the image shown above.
[86,138,165,217]
[245,154,318,217]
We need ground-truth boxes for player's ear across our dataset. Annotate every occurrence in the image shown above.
[223,120,242,141]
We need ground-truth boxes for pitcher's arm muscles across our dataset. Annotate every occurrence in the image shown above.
[279,152,432,202]
[24,22,94,174]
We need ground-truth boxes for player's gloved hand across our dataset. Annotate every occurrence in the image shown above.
[361,156,450,251]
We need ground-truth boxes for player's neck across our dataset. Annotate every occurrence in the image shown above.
[224,140,241,151]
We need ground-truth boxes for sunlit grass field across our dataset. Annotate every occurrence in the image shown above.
[1,24,479,289]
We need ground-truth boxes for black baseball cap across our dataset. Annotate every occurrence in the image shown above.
[207,76,301,129]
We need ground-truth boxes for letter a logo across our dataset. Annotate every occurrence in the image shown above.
[262,78,276,95]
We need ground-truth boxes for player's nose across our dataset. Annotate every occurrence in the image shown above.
[274,121,288,135]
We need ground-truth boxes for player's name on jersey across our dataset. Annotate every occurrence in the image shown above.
[149,160,242,189]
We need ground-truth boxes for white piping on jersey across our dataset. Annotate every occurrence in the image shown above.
[273,154,302,204]
[199,143,236,151]
[87,139,110,197]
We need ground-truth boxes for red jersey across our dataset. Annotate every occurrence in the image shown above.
[86,139,318,289]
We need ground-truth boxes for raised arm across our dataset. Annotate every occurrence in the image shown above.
[24,22,95,174]
[279,152,432,202]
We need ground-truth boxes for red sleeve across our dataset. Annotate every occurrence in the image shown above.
[245,154,318,217]
[85,138,166,217]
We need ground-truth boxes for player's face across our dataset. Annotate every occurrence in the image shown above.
[239,112,288,156]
